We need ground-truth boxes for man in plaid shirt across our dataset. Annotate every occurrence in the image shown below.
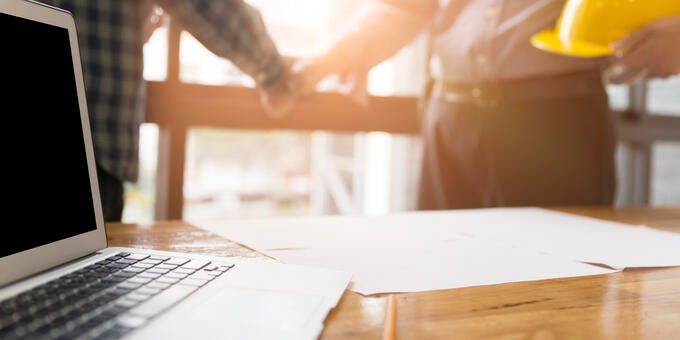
[38,0,293,221]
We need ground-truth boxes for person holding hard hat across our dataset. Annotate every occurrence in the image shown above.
[531,1,680,83]
[294,1,616,210]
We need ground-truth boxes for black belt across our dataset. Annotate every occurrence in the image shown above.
[431,70,604,107]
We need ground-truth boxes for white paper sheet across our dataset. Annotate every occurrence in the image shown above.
[190,208,680,295]
[385,208,680,269]
[261,236,614,295]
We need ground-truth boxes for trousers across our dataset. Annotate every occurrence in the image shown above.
[417,71,616,210]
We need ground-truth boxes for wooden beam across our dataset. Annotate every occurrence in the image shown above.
[616,113,680,143]
[146,82,420,134]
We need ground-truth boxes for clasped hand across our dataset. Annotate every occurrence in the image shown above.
[257,53,368,118]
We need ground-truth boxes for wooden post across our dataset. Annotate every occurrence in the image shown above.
[154,20,185,220]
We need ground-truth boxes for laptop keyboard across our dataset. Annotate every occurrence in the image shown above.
[0,252,233,340]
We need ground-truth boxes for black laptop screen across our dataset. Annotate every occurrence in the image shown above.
[0,12,97,257]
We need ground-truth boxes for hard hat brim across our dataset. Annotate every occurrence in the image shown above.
[531,29,613,58]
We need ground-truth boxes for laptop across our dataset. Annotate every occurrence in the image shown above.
[0,1,350,339]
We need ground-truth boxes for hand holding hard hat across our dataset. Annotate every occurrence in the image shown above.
[606,16,680,83]
[531,0,680,83]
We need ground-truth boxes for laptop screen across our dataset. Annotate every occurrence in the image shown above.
[1,11,97,258]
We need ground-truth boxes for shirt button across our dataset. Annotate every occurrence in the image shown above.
[471,87,482,98]
[485,7,498,19]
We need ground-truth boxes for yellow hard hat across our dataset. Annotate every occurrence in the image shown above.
[531,0,680,58]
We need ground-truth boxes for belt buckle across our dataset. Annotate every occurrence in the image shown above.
[471,82,500,108]
[434,81,466,103]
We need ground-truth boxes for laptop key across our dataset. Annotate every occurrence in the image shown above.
[146,268,171,275]
[116,259,138,265]
[203,265,219,271]
[116,314,148,329]
[165,257,190,266]
[122,267,146,273]
[103,276,127,285]
[146,282,172,290]
[126,293,152,302]
[154,264,177,270]
[98,325,136,340]
[86,320,117,339]
[172,268,195,275]
[107,263,128,270]
[98,267,117,274]
[215,264,235,272]
[117,282,142,290]
[164,272,188,280]
[113,271,136,278]
[181,260,210,270]
[126,253,150,261]
[127,277,152,285]
[132,262,156,269]
[115,298,140,309]
[136,287,162,296]
[138,272,162,280]
[156,277,180,285]
[139,258,163,265]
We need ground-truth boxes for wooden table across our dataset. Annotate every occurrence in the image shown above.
[106,206,680,339]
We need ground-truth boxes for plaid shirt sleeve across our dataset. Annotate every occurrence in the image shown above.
[158,0,285,86]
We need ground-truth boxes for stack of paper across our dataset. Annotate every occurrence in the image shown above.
[191,208,680,295]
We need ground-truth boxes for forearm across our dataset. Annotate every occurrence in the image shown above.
[158,0,284,86]
[327,0,438,71]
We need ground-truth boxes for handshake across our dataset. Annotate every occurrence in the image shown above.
[257,52,368,119]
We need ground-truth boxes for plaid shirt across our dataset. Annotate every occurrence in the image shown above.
[39,0,284,181]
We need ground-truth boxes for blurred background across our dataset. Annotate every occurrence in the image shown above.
[125,0,680,223]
